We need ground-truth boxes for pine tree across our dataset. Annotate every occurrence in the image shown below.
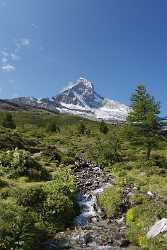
[127,84,161,160]
[47,120,60,133]
[78,122,86,135]
[2,113,16,129]
[99,120,109,134]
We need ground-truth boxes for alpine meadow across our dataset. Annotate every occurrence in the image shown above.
[1,1,167,250]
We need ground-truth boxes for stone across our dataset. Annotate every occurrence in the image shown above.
[147,218,167,239]
[119,238,130,247]
[90,216,98,223]
[147,191,155,198]
[116,216,124,225]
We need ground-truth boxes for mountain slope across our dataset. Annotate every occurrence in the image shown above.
[8,77,130,121]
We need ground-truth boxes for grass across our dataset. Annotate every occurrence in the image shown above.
[0,110,167,249]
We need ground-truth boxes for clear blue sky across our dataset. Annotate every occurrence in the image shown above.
[0,0,167,114]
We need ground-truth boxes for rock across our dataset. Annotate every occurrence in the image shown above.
[147,218,167,239]
[90,216,98,223]
[139,172,146,177]
[46,157,128,250]
[116,216,124,225]
[147,191,155,198]
[120,238,130,247]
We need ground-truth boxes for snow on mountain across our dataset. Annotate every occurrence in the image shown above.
[54,77,104,109]
[95,99,130,121]
[8,77,130,122]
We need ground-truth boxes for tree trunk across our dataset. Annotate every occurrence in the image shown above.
[146,146,152,160]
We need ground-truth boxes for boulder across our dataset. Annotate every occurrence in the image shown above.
[147,218,167,239]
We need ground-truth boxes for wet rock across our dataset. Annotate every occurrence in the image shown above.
[46,157,130,250]
[119,239,130,247]
[116,216,124,225]
[90,216,99,223]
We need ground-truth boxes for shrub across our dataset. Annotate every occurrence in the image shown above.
[152,154,167,168]
[16,186,46,210]
[47,120,60,133]
[98,186,123,218]
[0,178,7,188]
[0,199,38,250]
[0,149,50,180]
[42,168,78,230]
[43,145,62,162]
[2,113,16,129]
[126,200,167,249]
[62,155,74,165]
[129,193,149,206]
[99,120,109,134]
[78,122,87,135]
[42,190,76,230]
[0,129,26,150]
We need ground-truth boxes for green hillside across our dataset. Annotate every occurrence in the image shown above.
[0,92,167,250]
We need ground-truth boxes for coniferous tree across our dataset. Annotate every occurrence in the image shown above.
[78,122,86,135]
[2,113,16,129]
[99,120,109,134]
[127,84,161,160]
[47,120,60,133]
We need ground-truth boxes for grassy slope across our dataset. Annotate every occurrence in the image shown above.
[0,111,167,249]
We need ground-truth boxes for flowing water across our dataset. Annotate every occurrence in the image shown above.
[43,159,128,250]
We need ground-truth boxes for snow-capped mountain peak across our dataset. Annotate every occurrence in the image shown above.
[54,77,104,109]
[8,76,130,122]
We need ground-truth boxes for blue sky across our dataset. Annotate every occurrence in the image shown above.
[0,0,167,114]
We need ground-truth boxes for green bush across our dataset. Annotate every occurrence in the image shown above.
[126,200,167,249]
[129,193,149,206]
[2,113,16,129]
[78,122,87,135]
[42,190,76,230]
[98,186,123,218]
[16,186,46,210]
[42,145,62,162]
[0,199,38,250]
[42,168,78,230]
[152,154,167,168]
[0,129,26,150]
[0,149,50,180]
[99,120,109,134]
[47,120,60,133]
[0,178,7,188]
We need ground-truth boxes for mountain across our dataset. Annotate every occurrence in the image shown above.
[8,77,130,122]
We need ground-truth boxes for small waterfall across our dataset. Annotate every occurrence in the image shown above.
[44,159,128,250]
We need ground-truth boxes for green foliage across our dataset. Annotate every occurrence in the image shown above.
[98,186,122,218]
[91,133,122,166]
[78,122,87,135]
[99,120,109,134]
[0,199,38,250]
[47,120,60,133]
[151,154,167,168]
[43,145,62,162]
[126,200,167,249]
[129,193,149,206]
[0,149,49,180]
[0,108,167,249]
[16,186,46,210]
[2,113,16,129]
[0,129,27,150]
[0,178,7,188]
[127,84,162,160]
[42,168,78,230]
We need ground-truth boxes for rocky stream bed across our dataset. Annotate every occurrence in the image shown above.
[43,158,133,250]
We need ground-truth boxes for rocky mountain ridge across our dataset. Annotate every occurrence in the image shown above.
[8,77,130,122]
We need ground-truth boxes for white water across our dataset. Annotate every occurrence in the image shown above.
[74,182,112,227]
